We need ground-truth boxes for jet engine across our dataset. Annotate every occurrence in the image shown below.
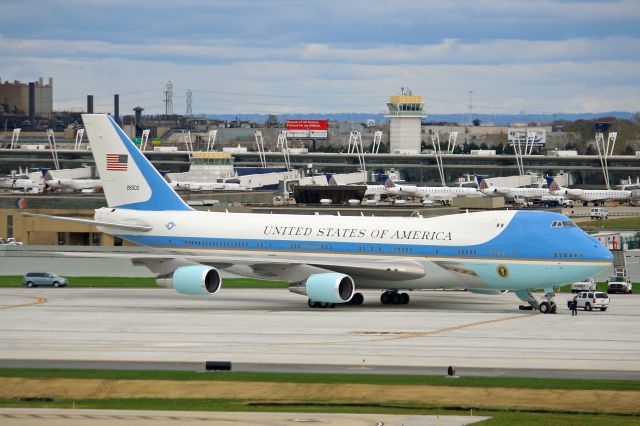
[288,272,355,303]
[156,265,221,296]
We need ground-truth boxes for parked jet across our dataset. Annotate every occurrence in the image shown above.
[27,114,613,314]
[43,170,102,192]
[0,175,38,191]
[545,177,631,206]
[162,173,246,192]
[477,175,550,201]
[385,178,483,201]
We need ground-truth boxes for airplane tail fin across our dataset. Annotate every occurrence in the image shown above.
[384,177,396,189]
[82,114,191,211]
[159,170,173,183]
[475,174,489,190]
[545,175,561,192]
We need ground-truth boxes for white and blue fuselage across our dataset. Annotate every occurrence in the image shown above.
[96,207,612,291]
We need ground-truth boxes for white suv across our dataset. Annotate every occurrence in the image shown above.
[568,291,610,311]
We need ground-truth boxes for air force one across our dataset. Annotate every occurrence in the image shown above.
[545,177,631,206]
[27,114,613,314]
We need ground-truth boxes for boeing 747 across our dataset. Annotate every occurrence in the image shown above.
[26,115,613,314]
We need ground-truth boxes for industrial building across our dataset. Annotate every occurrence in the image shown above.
[0,77,53,121]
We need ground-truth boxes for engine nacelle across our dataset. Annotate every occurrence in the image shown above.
[566,188,584,197]
[289,273,355,303]
[157,265,221,295]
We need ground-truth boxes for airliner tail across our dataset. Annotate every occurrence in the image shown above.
[82,114,191,211]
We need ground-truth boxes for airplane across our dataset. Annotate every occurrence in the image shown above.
[26,114,613,314]
[545,176,631,206]
[384,178,484,201]
[162,173,247,192]
[43,170,103,192]
[0,175,38,191]
[477,175,550,201]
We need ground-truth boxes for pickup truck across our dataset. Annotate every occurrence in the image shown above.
[607,275,633,294]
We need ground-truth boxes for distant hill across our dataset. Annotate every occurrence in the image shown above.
[204,112,635,126]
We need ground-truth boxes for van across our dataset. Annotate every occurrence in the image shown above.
[590,207,609,219]
[22,272,68,288]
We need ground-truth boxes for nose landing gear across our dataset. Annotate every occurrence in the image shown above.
[515,288,557,314]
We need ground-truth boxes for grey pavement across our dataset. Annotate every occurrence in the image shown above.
[1,288,639,379]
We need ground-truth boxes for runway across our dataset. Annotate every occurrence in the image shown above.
[1,287,639,379]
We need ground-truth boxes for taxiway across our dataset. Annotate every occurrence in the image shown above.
[1,288,639,378]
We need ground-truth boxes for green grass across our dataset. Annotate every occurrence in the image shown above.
[1,368,638,423]
[0,368,638,391]
[578,217,640,232]
[0,276,286,288]
[0,398,636,425]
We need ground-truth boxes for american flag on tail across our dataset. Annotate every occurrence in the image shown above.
[106,154,128,171]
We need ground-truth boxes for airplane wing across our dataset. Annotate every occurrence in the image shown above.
[22,213,152,232]
[55,250,426,281]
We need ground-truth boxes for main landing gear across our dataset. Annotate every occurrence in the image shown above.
[308,300,336,308]
[515,288,557,314]
[308,292,364,308]
[380,290,410,305]
[346,292,364,305]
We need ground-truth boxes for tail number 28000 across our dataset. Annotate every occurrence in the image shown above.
[126,185,140,191]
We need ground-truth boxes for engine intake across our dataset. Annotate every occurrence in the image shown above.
[289,272,355,304]
[157,265,221,295]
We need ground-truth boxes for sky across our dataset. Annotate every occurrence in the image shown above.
[1,0,639,115]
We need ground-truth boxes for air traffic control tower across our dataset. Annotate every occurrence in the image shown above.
[386,91,425,154]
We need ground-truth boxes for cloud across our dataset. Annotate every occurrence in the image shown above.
[1,0,638,114]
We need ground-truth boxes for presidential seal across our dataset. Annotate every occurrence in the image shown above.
[496,264,509,279]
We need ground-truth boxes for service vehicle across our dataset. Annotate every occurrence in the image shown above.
[568,291,609,311]
[571,278,596,293]
[590,207,609,219]
[22,272,68,288]
[607,271,633,294]
[0,237,22,245]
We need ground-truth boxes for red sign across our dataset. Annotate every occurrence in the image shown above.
[286,120,328,131]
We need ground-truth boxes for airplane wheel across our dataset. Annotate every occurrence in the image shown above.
[380,292,390,305]
[400,293,410,304]
[390,292,401,305]
[352,293,364,305]
[539,302,550,314]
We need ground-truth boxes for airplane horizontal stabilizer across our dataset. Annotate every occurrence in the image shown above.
[22,212,152,232]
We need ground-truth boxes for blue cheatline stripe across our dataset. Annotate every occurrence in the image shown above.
[107,117,192,212]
